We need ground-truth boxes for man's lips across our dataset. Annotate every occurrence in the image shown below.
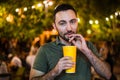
[66,33,72,35]
[64,31,75,35]
[65,33,73,38]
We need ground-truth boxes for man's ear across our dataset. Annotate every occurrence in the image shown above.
[52,23,56,30]
[52,23,58,35]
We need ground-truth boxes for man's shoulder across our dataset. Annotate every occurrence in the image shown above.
[38,41,56,52]
[42,41,56,48]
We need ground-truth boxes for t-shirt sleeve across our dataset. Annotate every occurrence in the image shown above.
[87,41,101,57]
[33,46,48,73]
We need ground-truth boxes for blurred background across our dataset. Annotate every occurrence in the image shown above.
[0,0,120,80]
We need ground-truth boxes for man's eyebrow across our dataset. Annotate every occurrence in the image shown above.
[58,20,66,23]
[57,18,77,24]
[70,18,77,21]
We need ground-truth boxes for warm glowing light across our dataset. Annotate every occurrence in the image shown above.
[87,29,91,35]
[48,1,53,6]
[6,14,14,23]
[43,1,47,4]
[18,8,22,15]
[32,5,35,9]
[89,20,93,24]
[24,7,27,11]
[21,14,26,19]
[43,0,53,7]
[119,12,120,15]
[37,3,42,7]
[77,18,80,23]
[15,8,19,12]
[105,17,109,21]
[115,12,118,16]
[110,15,113,19]
[95,20,99,24]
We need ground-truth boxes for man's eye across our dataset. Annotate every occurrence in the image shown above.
[70,19,77,24]
[59,22,66,26]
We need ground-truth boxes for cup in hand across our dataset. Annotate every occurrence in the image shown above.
[63,46,76,73]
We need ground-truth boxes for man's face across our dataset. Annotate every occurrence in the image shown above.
[53,10,78,41]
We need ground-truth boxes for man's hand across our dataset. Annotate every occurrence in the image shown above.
[68,34,88,53]
[54,56,75,75]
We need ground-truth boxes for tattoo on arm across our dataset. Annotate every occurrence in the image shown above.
[85,50,111,79]
[31,69,58,80]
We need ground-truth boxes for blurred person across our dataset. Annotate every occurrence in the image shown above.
[25,40,40,80]
[8,38,18,54]
[91,41,117,80]
[8,51,22,73]
[10,54,22,68]
[30,4,111,80]
[0,56,9,80]
[99,41,117,80]
[26,43,39,68]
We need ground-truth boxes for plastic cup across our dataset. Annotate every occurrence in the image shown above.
[63,46,76,73]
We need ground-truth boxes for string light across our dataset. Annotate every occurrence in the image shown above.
[115,12,118,16]
[37,3,43,7]
[87,29,92,35]
[31,5,35,9]
[77,18,80,23]
[24,7,27,11]
[105,17,109,21]
[110,15,113,19]
[15,8,19,12]
[89,20,93,24]
[48,1,53,6]
[95,20,99,24]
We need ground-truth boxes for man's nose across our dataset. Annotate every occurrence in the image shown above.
[66,23,72,31]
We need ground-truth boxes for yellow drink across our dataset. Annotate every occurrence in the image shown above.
[63,46,76,73]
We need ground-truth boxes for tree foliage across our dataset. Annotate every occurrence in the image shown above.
[0,0,120,42]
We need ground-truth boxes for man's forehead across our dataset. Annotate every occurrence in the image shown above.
[56,10,76,16]
[55,10,77,21]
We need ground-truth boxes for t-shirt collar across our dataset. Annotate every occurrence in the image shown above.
[55,37,65,46]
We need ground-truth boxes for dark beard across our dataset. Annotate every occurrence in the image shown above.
[60,31,75,42]
[59,34,69,42]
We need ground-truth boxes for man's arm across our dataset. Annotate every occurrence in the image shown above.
[69,34,112,80]
[30,56,74,80]
[83,49,111,80]
[29,68,58,80]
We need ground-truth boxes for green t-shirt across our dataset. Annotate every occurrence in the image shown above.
[33,37,100,80]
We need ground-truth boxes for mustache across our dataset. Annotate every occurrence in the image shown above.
[64,31,75,35]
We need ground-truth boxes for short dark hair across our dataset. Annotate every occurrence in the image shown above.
[53,4,77,22]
